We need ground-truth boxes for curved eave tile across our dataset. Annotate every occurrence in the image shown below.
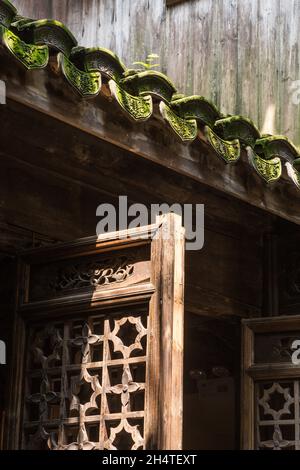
[254,135,300,163]
[205,126,240,163]
[109,80,153,122]
[1,26,49,69]
[169,95,222,128]
[1,0,300,191]
[160,101,198,142]
[0,0,16,27]
[247,147,282,184]
[59,53,102,98]
[214,116,261,148]
[120,70,177,103]
[12,18,78,57]
[71,46,127,82]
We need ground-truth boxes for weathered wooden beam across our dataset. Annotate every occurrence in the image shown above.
[1,51,300,225]
[0,99,271,237]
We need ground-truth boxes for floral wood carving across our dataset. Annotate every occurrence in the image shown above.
[51,256,135,292]
[27,376,60,421]
[71,323,102,363]
[260,425,291,450]
[272,338,295,361]
[109,364,145,412]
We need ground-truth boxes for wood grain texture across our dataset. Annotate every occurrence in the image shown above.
[5,215,185,449]
[11,0,300,145]
[2,60,300,227]
[241,315,300,449]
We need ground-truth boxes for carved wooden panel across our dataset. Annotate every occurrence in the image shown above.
[23,309,148,450]
[6,214,185,451]
[256,380,300,450]
[254,332,300,364]
[27,245,151,303]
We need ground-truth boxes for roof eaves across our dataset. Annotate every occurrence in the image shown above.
[1,0,300,191]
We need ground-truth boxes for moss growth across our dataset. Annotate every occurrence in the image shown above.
[160,102,198,142]
[214,116,261,147]
[3,27,49,69]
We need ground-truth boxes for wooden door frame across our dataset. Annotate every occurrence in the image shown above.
[241,315,300,449]
[4,213,185,450]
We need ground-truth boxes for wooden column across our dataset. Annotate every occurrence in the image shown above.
[146,214,185,450]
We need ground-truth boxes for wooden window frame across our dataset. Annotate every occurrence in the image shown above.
[4,214,185,450]
[242,315,300,450]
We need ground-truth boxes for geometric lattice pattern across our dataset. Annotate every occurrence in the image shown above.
[256,381,300,450]
[23,312,148,450]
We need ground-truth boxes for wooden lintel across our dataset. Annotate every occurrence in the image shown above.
[1,52,300,225]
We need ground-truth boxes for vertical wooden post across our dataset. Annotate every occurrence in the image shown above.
[146,213,185,450]
[7,216,185,450]
[241,323,255,450]
[4,261,27,449]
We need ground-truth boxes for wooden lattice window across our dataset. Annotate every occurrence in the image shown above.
[242,316,300,450]
[4,214,185,450]
[23,310,148,450]
[256,380,300,450]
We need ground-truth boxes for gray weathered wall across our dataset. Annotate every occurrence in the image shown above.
[11,0,300,144]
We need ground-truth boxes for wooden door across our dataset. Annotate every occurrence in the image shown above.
[4,213,185,450]
[242,315,300,450]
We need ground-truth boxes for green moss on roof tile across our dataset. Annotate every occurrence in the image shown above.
[214,116,261,148]
[247,147,282,183]
[255,135,300,163]
[121,70,177,103]
[71,46,127,82]
[2,26,49,69]
[1,0,300,190]
[0,0,16,27]
[12,17,77,56]
[170,95,221,128]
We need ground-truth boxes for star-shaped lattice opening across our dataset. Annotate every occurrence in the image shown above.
[104,419,144,450]
[259,383,294,420]
[70,368,102,418]
[109,316,147,359]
